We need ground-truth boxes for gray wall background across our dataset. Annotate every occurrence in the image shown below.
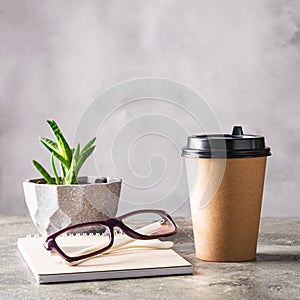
[1,0,299,216]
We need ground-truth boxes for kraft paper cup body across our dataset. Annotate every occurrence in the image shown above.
[182,126,271,262]
[186,156,267,262]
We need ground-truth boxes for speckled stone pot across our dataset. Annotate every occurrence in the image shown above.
[23,176,122,236]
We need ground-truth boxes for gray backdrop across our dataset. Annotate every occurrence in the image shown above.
[1,0,299,216]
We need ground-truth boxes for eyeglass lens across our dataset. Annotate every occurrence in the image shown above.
[55,224,111,258]
[122,212,175,237]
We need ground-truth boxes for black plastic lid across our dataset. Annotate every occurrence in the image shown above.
[182,126,271,159]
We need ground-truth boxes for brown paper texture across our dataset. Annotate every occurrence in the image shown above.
[189,157,267,262]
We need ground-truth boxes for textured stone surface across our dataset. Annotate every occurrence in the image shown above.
[0,217,299,299]
[23,176,122,235]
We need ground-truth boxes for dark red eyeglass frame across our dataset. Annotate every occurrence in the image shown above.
[43,209,178,263]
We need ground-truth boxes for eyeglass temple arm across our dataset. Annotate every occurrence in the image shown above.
[65,239,174,266]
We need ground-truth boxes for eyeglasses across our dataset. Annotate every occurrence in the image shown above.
[43,209,178,265]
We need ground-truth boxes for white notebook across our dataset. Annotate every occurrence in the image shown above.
[18,236,193,284]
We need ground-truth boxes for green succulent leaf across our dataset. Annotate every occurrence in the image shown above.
[51,153,60,184]
[73,143,80,163]
[39,137,69,167]
[64,144,80,184]
[75,145,96,175]
[81,137,96,154]
[46,120,72,167]
[39,137,58,150]
[32,160,55,184]
[64,168,76,184]
[60,161,66,178]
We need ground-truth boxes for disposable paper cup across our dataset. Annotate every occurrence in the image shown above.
[182,126,271,262]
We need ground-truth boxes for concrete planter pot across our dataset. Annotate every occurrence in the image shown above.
[23,176,122,236]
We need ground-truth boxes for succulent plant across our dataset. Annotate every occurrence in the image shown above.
[32,120,96,185]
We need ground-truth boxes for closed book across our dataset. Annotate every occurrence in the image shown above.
[18,235,193,284]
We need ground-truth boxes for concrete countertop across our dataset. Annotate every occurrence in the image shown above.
[0,216,299,299]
